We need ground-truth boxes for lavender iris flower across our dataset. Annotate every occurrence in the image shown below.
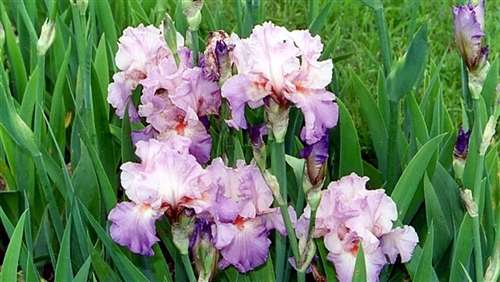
[221,22,338,144]
[296,173,419,282]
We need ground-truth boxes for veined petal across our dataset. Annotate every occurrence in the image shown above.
[221,74,269,129]
[120,138,205,210]
[215,217,271,273]
[115,24,170,76]
[381,226,419,263]
[344,190,397,240]
[107,72,140,121]
[286,89,338,145]
[324,231,386,282]
[171,67,221,117]
[108,202,162,256]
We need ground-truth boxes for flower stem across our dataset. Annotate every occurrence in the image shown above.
[461,61,474,124]
[306,208,318,244]
[386,100,400,191]
[270,140,302,282]
[374,7,392,76]
[472,98,485,282]
[190,29,199,65]
[181,253,197,282]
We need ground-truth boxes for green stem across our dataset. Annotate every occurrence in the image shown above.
[386,100,400,191]
[461,61,474,125]
[297,271,306,282]
[472,98,484,282]
[271,140,302,281]
[181,254,197,282]
[374,7,392,76]
[306,208,317,244]
[190,29,199,65]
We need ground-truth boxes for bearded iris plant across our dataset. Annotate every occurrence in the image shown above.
[103,15,423,281]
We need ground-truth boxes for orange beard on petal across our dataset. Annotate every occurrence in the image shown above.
[175,118,187,135]
[233,215,247,230]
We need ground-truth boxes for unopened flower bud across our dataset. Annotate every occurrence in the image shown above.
[453,0,488,73]
[162,14,180,63]
[480,115,497,156]
[300,135,329,189]
[460,189,478,217]
[172,212,195,255]
[484,241,500,282]
[248,124,268,170]
[190,218,218,282]
[201,30,233,84]
[453,127,470,181]
[37,19,56,56]
[263,170,285,205]
[265,99,289,143]
[182,0,203,31]
[297,238,316,273]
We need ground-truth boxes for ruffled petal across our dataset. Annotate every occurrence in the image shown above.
[344,190,397,241]
[215,218,271,273]
[324,231,386,282]
[381,226,419,263]
[120,138,205,209]
[262,207,292,236]
[285,89,338,145]
[171,67,221,117]
[107,72,140,121]
[115,24,170,76]
[243,22,300,92]
[221,74,269,129]
[131,125,157,145]
[108,202,162,256]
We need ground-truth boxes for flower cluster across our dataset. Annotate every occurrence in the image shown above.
[296,173,419,282]
[222,22,339,144]
[108,134,284,272]
[107,24,220,164]
[106,21,419,280]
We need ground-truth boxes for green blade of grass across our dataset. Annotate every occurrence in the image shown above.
[0,210,28,282]
[338,98,363,176]
[352,243,366,282]
[54,218,74,282]
[391,134,445,221]
[413,224,434,282]
[0,1,28,98]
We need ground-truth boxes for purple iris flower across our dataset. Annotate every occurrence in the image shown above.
[454,127,471,159]
[453,0,488,72]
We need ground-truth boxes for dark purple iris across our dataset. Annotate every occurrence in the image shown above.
[248,123,268,149]
[454,128,471,159]
[189,217,213,251]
